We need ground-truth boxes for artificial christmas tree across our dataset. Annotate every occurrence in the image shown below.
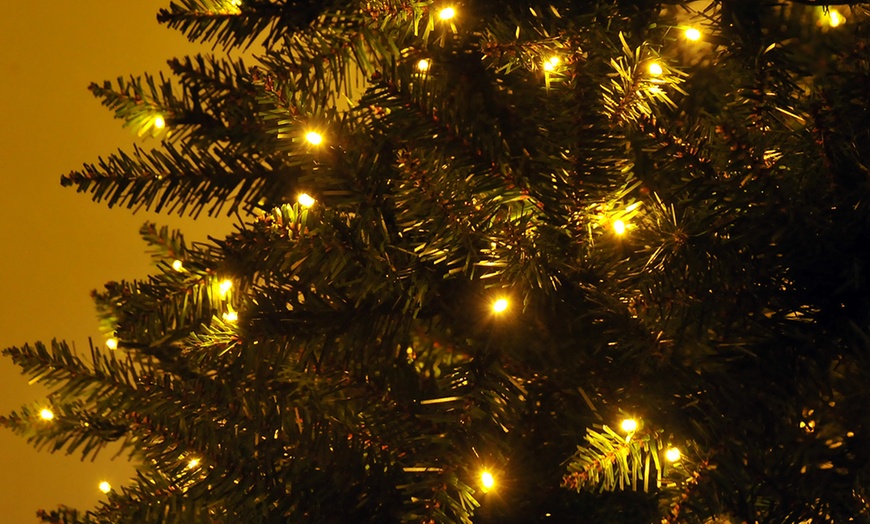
[3,0,870,522]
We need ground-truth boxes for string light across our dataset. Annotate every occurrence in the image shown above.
[39,408,54,421]
[684,27,701,41]
[172,259,184,271]
[417,59,431,72]
[297,193,316,207]
[98,481,112,494]
[543,56,560,71]
[153,115,166,129]
[223,311,239,323]
[827,9,845,28]
[187,458,201,469]
[438,6,456,20]
[492,297,509,313]
[665,447,681,462]
[305,131,323,145]
[219,279,233,297]
[620,418,638,433]
[613,219,627,235]
[106,338,119,350]
[648,62,664,76]
[480,470,495,492]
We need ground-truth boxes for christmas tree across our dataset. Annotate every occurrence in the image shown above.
[4,0,870,522]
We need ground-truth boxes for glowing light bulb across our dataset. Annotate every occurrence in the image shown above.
[297,193,316,207]
[98,481,112,494]
[223,311,239,322]
[417,59,431,72]
[39,408,54,421]
[305,131,323,145]
[613,219,626,235]
[665,447,681,462]
[106,338,119,350]
[219,279,233,297]
[684,27,701,41]
[648,62,663,76]
[172,259,184,271]
[620,418,638,433]
[492,298,509,313]
[438,7,456,20]
[187,458,200,469]
[827,9,844,27]
[153,115,165,129]
[543,56,560,71]
[480,470,495,492]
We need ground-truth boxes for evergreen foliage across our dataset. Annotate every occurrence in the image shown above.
[4,1,870,522]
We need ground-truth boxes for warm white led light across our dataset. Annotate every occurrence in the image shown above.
[219,279,233,297]
[39,408,54,421]
[305,131,323,145]
[684,27,701,41]
[417,59,431,72]
[106,338,119,350]
[438,7,456,20]
[172,259,183,271]
[98,481,112,494]
[665,447,681,462]
[153,115,166,129]
[223,311,239,322]
[620,418,638,433]
[613,219,627,235]
[480,470,495,492]
[297,193,316,207]
[648,62,663,76]
[492,298,509,313]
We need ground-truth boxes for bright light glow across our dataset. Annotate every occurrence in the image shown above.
[417,59,431,72]
[39,408,54,421]
[827,9,845,27]
[219,279,233,297]
[648,62,663,76]
[297,193,316,207]
[223,311,239,322]
[153,115,166,129]
[172,259,184,271]
[665,447,681,462]
[438,7,456,20]
[106,338,119,350]
[305,131,323,145]
[492,298,509,313]
[684,27,701,41]
[187,458,201,469]
[613,219,627,235]
[620,418,638,433]
[543,56,560,71]
[98,481,112,494]
[480,470,495,492]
